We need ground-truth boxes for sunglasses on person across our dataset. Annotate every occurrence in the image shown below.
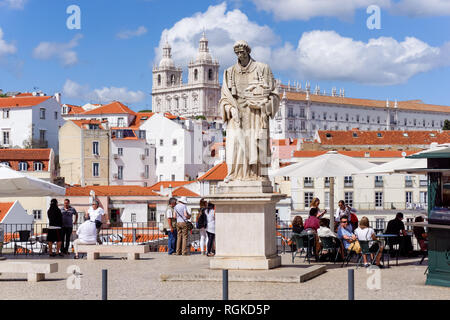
[341,220,348,224]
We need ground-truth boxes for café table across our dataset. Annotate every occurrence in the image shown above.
[375,234,398,267]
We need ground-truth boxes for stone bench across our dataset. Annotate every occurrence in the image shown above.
[77,244,150,260]
[0,262,58,282]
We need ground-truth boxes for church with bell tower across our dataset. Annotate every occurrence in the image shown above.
[152,32,220,120]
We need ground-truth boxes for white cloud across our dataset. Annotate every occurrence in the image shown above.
[117,26,148,39]
[63,79,146,104]
[33,34,82,67]
[252,0,450,20]
[153,2,278,70]
[0,0,27,10]
[0,28,17,56]
[273,30,450,85]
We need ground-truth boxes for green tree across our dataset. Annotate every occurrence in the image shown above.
[138,109,152,113]
[443,119,450,130]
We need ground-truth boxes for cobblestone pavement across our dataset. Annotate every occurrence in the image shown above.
[0,252,447,300]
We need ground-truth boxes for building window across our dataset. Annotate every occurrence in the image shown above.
[33,161,44,171]
[157,74,161,86]
[171,174,175,181]
[345,114,349,121]
[414,119,417,126]
[40,108,46,119]
[300,108,305,118]
[304,192,314,209]
[138,130,146,139]
[208,69,213,81]
[377,116,380,124]
[118,166,123,180]
[39,130,46,142]
[131,213,136,223]
[92,141,99,155]
[33,210,42,220]
[375,176,383,187]
[356,115,360,122]
[312,112,315,120]
[19,162,28,171]
[334,113,338,121]
[170,74,175,85]
[2,131,10,145]
[172,139,177,146]
[93,163,99,177]
[406,191,412,205]
[145,165,149,179]
[159,139,164,146]
[118,148,123,156]
[145,148,149,156]
[344,176,353,187]
[288,107,294,117]
[172,156,176,163]
[304,177,314,188]
[324,192,330,209]
[194,69,198,81]
[118,118,125,127]
[159,174,163,181]
[375,218,385,230]
[375,192,383,208]
[420,191,428,205]
[405,176,413,187]
[3,109,9,119]
[345,192,353,207]
[159,156,164,163]
[54,111,58,120]
[323,112,327,120]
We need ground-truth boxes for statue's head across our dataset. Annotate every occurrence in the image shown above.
[233,40,251,66]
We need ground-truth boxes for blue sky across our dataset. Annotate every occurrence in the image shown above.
[1,0,450,112]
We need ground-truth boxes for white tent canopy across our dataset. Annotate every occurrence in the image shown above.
[357,157,427,175]
[0,165,65,197]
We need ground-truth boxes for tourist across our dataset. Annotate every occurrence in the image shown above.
[386,212,414,256]
[88,200,108,244]
[175,196,191,256]
[166,197,177,255]
[304,207,320,231]
[413,216,428,252]
[47,199,63,257]
[61,199,78,255]
[335,200,351,223]
[292,216,304,234]
[310,197,326,218]
[317,218,337,238]
[197,198,208,255]
[337,216,359,253]
[205,202,216,257]
[354,216,384,267]
[73,219,97,259]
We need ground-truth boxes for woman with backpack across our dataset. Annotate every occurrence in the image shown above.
[196,199,208,255]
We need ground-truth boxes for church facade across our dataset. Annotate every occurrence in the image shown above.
[151,33,221,120]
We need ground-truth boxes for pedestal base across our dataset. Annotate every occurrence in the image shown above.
[210,255,281,270]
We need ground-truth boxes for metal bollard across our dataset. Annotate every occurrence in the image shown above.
[223,269,228,300]
[348,269,354,300]
[102,269,108,300]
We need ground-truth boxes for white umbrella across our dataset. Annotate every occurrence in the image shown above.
[271,151,375,230]
[0,165,65,196]
[358,157,427,175]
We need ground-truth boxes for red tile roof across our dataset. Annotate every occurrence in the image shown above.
[317,130,450,146]
[171,186,200,197]
[65,185,160,196]
[0,96,52,108]
[148,181,195,191]
[284,91,450,114]
[0,202,14,223]
[82,101,136,115]
[198,162,227,181]
[66,104,85,114]
[293,150,418,158]
[271,138,299,146]
[130,112,155,128]
[0,149,51,161]
[70,119,106,129]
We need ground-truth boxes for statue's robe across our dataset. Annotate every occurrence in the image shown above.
[219,58,280,181]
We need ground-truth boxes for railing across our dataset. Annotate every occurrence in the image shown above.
[405,180,413,188]
[0,222,201,256]
[344,182,353,188]
[375,181,384,188]
[304,182,314,188]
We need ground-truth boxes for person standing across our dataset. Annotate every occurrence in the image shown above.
[47,199,63,257]
[61,199,78,255]
[175,197,191,256]
[166,198,177,255]
[88,200,109,244]
[310,197,326,218]
[205,202,216,257]
[197,199,208,255]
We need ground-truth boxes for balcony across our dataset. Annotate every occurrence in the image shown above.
[419,180,428,187]
[344,181,353,188]
[375,181,384,188]
[31,139,48,148]
[304,181,314,188]
[113,154,119,159]
[405,180,413,188]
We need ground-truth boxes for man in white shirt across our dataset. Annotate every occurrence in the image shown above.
[73,220,97,259]
[87,200,109,244]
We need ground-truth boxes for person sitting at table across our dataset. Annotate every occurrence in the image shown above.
[318,218,343,259]
[304,208,321,256]
[310,197,326,219]
[354,216,384,267]
[385,212,414,256]
[413,216,428,252]
[292,216,304,235]
[337,216,360,254]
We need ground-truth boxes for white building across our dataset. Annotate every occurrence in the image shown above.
[152,32,221,120]
[0,94,65,154]
[271,85,450,140]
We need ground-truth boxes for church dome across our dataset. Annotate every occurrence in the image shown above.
[159,41,175,68]
[195,32,212,63]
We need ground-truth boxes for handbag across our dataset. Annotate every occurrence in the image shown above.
[176,206,193,231]
[348,240,362,254]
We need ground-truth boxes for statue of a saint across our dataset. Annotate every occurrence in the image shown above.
[220,40,280,182]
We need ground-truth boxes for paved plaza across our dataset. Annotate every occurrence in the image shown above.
[0,252,448,300]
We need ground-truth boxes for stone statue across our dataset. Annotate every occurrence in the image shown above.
[220,40,280,182]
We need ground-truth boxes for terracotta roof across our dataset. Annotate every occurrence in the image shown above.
[130,112,155,128]
[285,91,450,114]
[81,101,136,116]
[0,96,52,108]
[0,149,51,161]
[171,186,200,197]
[0,202,14,222]
[66,105,85,114]
[293,150,418,158]
[65,185,160,196]
[198,162,227,181]
[164,112,186,120]
[317,130,450,146]
[271,139,299,146]
[70,119,106,129]
[148,181,195,191]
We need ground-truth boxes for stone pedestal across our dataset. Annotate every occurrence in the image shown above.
[207,181,286,270]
